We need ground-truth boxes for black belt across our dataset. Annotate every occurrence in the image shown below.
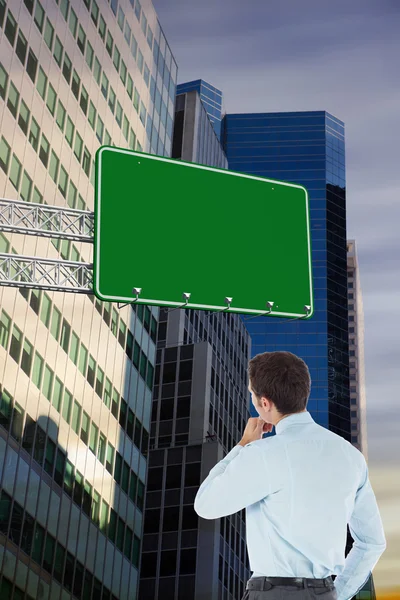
[246,576,334,591]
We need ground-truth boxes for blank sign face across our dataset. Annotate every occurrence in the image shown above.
[94,147,314,319]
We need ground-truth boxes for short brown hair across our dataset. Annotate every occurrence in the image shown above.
[248,351,311,415]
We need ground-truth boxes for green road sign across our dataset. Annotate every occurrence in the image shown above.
[94,147,314,319]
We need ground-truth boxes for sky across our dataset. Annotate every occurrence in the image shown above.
[153,0,400,590]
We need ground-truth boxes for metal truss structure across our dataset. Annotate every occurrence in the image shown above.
[0,198,94,294]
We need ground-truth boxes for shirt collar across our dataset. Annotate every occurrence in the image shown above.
[275,410,314,435]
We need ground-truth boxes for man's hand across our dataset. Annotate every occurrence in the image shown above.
[239,417,273,446]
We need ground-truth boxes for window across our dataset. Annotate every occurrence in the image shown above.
[140,102,146,125]
[53,36,63,67]
[36,67,49,101]
[134,0,141,21]
[113,47,121,71]
[97,433,106,464]
[7,81,19,118]
[78,343,88,376]
[82,481,92,516]
[28,117,40,151]
[106,32,113,57]
[46,83,57,116]
[111,0,118,15]
[62,389,72,423]
[0,137,10,174]
[77,25,86,53]
[108,87,116,113]
[147,26,154,49]
[64,460,74,496]
[88,101,96,129]
[34,0,45,32]
[62,53,72,83]
[4,11,17,46]
[98,15,106,41]
[116,102,123,127]
[32,351,44,388]
[74,132,83,161]
[91,1,99,26]
[42,365,54,401]
[143,63,150,87]
[60,0,70,21]
[122,462,129,493]
[85,41,94,70]
[50,305,61,340]
[71,70,80,99]
[123,116,129,141]
[23,0,34,14]
[26,49,38,83]
[91,490,100,525]
[67,181,77,209]
[117,6,125,30]
[71,400,81,434]
[99,500,108,534]
[9,323,23,363]
[44,438,56,475]
[89,422,98,454]
[44,18,54,50]
[58,165,68,198]
[74,471,84,506]
[0,64,8,101]
[131,35,138,60]
[106,442,114,474]
[96,116,104,143]
[39,134,50,168]
[94,57,101,84]
[137,49,144,73]
[114,453,122,484]
[69,331,79,365]
[52,377,63,412]
[133,89,140,112]
[87,354,95,387]
[81,411,89,444]
[10,154,22,190]
[120,60,127,85]
[82,147,91,177]
[49,150,60,183]
[65,117,74,147]
[95,366,104,397]
[54,448,66,486]
[127,75,134,99]
[68,6,77,37]
[16,30,28,64]
[101,72,109,99]
[21,338,33,376]
[56,101,66,131]
[18,100,30,135]
[104,130,111,146]
[124,21,131,45]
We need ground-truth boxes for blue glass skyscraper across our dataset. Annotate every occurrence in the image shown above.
[222,111,376,599]
[176,79,223,140]
[222,111,350,437]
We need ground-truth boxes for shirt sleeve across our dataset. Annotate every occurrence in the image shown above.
[334,456,387,600]
[193,442,272,519]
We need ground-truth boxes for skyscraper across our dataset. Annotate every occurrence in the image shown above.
[138,88,251,600]
[347,239,368,460]
[176,79,223,141]
[171,89,227,167]
[222,110,376,599]
[0,0,176,598]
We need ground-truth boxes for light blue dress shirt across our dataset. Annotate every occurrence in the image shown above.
[194,411,386,600]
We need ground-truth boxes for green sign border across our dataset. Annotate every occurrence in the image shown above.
[94,146,314,319]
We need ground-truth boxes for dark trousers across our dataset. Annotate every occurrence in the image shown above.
[241,576,337,600]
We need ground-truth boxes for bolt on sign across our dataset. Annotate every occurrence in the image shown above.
[94,147,314,319]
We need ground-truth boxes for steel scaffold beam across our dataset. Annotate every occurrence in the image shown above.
[0,198,95,293]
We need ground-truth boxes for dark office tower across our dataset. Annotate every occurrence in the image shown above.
[222,111,376,600]
[176,79,223,141]
[172,90,228,167]
[138,95,251,600]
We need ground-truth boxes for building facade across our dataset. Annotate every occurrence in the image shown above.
[347,239,368,460]
[171,89,227,168]
[139,90,251,600]
[176,79,223,141]
[222,110,375,599]
[0,0,176,598]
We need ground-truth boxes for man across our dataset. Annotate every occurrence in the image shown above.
[194,351,386,600]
